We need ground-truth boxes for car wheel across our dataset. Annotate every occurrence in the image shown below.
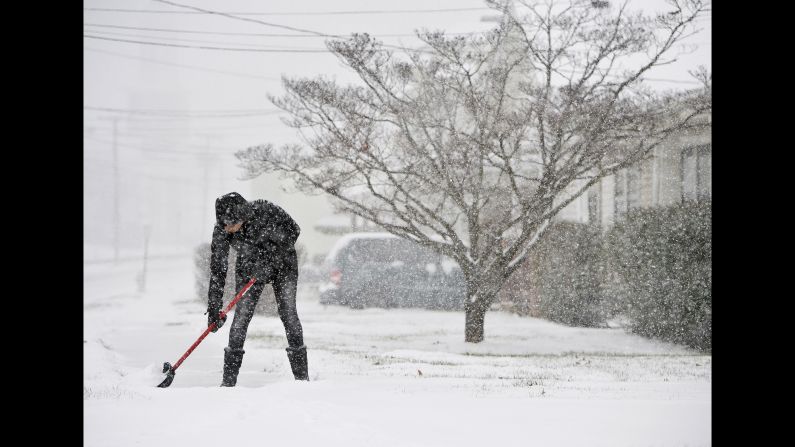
[347,293,365,309]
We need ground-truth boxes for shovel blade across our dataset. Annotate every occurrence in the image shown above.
[157,362,176,388]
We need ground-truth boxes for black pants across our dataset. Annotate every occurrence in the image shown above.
[227,247,304,351]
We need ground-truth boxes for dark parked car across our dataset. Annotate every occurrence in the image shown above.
[319,233,466,310]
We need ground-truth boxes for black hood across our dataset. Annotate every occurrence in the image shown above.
[215,192,253,225]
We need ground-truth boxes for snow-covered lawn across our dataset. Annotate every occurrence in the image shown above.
[84,257,710,447]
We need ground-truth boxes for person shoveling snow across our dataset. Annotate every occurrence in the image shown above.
[159,192,308,387]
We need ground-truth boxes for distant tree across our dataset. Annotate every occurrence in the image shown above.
[237,0,711,342]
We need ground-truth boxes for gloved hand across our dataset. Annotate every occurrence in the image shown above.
[206,307,227,332]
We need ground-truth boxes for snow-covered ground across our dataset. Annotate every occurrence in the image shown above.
[84,256,711,447]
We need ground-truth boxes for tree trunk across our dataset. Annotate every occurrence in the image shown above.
[464,296,490,343]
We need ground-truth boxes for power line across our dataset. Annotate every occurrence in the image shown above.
[85,22,701,58]
[86,44,707,88]
[85,161,213,185]
[85,116,283,131]
[641,78,702,85]
[83,23,478,38]
[85,150,237,185]
[89,115,279,124]
[88,131,275,143]
[83,129,267,155]
[84,135,238,156]
[85,120,281,133]
[87,123,275,132]
[84,28,334,50]
[565,72,704,85]
[97,128,275,136]
[85,152,219,169]
[86,129,273,149]
[152,0,343,38]
[148,0,431,54]
[85,130,251,148]
[85,107,274,115]
[83,6,491,16]
[85,157,208,176]
[84,106,282,117]
[84,34,331,53]
[84,47,282,81]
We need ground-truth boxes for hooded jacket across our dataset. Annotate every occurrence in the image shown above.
[208,197,301,310]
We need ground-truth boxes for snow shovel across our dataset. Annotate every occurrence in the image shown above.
[157,278,257,388]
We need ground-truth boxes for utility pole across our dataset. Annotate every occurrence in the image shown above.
[111,117,120,263]
[138,224,151,294]
[203,162,209,225]
[97,115,122,262]
[201,135,220,235]
[202,136,211,230]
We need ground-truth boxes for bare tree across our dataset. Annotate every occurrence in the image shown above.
[237,0,711,342]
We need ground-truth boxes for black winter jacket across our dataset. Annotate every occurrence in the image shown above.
[208,199,300,310]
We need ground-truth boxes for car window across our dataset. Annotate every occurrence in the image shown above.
[340,238,439,267]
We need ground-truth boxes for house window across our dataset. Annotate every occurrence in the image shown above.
[681,145,712,202]
[615,170,626,220]
[626,167,641,210]
[588,185,601,227]
[614,166,642,220]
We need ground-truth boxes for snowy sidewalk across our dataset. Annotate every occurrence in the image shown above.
[84,257,711,447]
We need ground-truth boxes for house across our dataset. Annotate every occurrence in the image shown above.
[501,104,711,316]
[557,109,712,228]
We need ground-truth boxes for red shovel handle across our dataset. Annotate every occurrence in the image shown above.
[170,278,257,372]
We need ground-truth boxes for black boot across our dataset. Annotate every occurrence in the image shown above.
[221,347,245,387]
[286,345,309,381]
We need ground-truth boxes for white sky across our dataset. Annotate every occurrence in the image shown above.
[83,0,710,260]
